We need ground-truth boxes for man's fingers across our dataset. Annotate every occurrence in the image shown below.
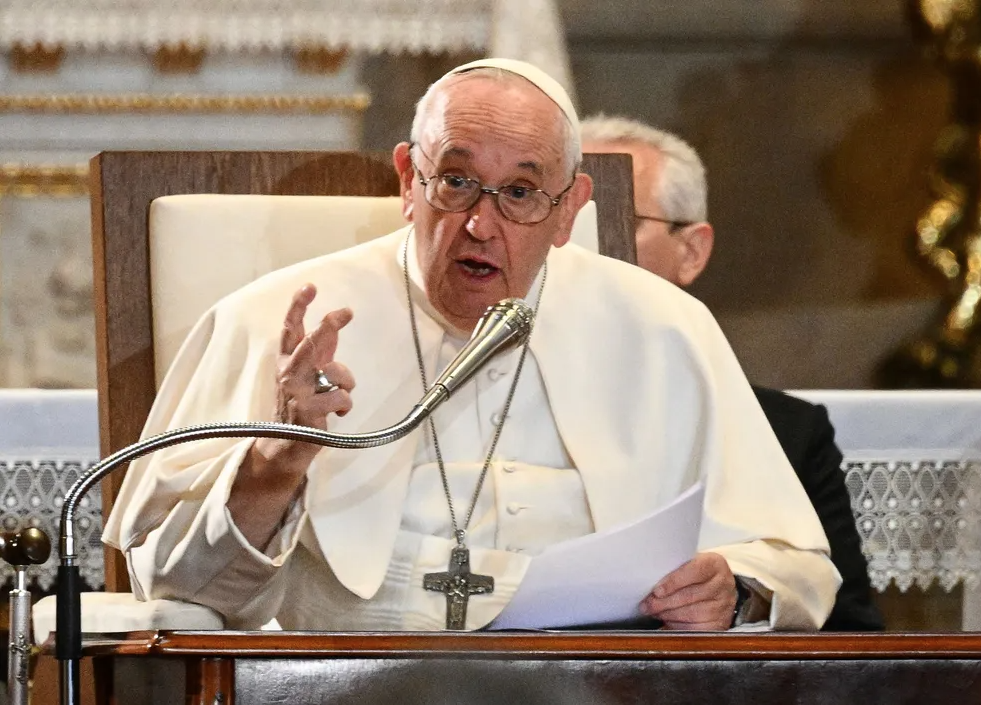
[650,598,727,625]
[313,361,356,392]
[642,581,716,614]
[641,553,736,632]
[280,387,354,425]
[280,290,353,363]
[308,388,354,418]
[287,307,354,371]
[281,361,355,401]
[308,308,354,363]
[649,591,736,631]
[650,552,730,599]
[280,284,317,355]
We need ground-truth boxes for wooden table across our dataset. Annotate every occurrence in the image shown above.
[56,631,981,704]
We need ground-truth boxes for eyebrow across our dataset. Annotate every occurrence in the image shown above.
[441,146,473,160]
[517,161,544,177]
[437,147,545,178]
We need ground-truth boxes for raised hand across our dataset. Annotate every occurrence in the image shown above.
[229,284,355,550]
[274,284,355,432]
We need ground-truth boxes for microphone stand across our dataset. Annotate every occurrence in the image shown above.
[56,297,535,705]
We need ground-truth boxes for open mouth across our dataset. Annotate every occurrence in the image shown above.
[457,257,500,278]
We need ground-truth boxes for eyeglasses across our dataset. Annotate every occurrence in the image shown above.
[410,144,576,225]
[635,213,694,232]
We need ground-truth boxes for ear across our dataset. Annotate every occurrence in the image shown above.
[551,172,594,248]
[393,142,415,221]
[675,221,714,287]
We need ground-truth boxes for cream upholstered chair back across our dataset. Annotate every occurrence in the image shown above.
[148,194,599,384]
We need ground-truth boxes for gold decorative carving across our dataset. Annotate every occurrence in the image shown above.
[0,164,89,198]
[293,47,348,74]
[151,44,206,74]
[0,93,369,114]
[9,42,65,72]
[878,1,981,387]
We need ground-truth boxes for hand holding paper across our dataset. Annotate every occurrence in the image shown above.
[640,551,738,630]
[489,483,705,630]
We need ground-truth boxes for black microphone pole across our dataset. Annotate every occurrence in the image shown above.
[56,298,533,705]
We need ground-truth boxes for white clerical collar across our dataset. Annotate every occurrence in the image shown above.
[400,227,545,341]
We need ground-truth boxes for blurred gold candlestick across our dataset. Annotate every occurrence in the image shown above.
[879,0,981,387]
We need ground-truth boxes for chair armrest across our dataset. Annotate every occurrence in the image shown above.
[32,592,224,642]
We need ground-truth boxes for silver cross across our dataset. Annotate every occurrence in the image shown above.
[423,545,494,630]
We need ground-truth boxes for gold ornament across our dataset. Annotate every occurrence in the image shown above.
[878,0,981,387]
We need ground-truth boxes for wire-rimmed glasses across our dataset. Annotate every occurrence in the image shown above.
[410,145,575,225]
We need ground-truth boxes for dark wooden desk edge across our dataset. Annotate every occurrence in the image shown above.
[48,631,981,660]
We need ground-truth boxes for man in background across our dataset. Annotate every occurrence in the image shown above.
[582,115,883,632]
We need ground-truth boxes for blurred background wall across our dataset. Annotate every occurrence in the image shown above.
[0,0,950,391]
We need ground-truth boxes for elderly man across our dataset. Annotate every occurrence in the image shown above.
[104,60,839,633]
[581,115,883,631]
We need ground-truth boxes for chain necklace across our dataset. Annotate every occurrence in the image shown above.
[401,232,546,629]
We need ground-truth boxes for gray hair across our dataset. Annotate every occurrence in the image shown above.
[580,114,707,222]
[410,68,582,175]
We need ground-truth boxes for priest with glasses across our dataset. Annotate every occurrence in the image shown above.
[104,59,840,632]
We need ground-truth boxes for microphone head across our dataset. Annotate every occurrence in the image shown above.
[429,298,536,397]
[470,298,535,351]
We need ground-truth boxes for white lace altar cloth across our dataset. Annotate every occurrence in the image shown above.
[795,390,981,594]
[6,388,981,597]
[0,390,101,591]
[0,0,573,95]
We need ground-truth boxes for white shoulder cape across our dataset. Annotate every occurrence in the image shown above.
[104,227,834,621]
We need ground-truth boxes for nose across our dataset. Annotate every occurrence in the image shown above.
[465,191,498,240]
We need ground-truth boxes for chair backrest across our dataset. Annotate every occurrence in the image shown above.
[90,150,634,590]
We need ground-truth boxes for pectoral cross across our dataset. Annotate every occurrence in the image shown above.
[423,545,494,630]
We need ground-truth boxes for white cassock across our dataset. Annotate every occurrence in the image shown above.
[103,226,840,631]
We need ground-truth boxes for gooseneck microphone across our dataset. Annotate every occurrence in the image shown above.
[56,297,534,705]
[416,298,534,413]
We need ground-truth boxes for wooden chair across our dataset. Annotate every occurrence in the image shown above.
[88,150,635,592]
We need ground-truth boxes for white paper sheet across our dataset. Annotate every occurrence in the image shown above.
[488,482,704,630]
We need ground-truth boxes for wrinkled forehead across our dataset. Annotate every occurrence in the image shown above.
[416,74,571,166]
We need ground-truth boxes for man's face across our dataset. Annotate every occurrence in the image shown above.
[581,140,686,285]
[394,75,592,333]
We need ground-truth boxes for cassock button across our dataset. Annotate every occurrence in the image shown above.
[488,368,506,382]
[506,503,523,515]
[503,463,517,473]
[490,412,504,427]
